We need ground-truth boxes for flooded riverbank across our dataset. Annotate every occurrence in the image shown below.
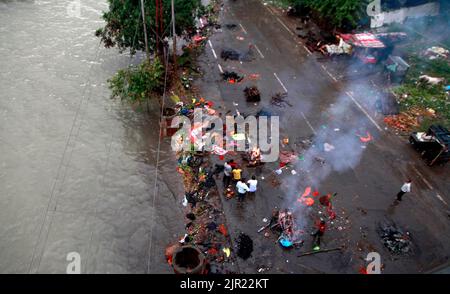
[0,0,182,273]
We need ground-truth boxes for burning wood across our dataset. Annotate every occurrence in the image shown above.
[222,71,243,83]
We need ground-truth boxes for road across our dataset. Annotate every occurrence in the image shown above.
[194,0,450,273]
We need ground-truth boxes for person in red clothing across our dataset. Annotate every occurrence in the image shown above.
[311,220,326,247]
[228,159,237,169]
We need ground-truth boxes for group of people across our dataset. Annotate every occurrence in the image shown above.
[223,160,258,202]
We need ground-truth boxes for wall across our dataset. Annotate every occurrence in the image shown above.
[370,2,440,28]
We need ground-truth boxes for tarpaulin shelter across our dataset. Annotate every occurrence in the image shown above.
[339,33,387,64]
[340,33,386,48]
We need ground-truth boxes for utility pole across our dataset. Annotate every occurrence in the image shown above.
[140,0,150,59]
[155,0,160,56]
[171,0,177,71]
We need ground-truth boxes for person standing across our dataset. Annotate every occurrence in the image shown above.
[223,160,232,188]
[396,179,412,201]
[232,166,242,183]
[236,179,249,202]
[247,175,258,196]
[311,220,326,249]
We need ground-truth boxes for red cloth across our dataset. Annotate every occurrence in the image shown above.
[316,222,326,234]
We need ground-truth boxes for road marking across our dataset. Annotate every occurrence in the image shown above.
[239,23,247,34]
[303,45,312,55]
[276,17,294,36]
[411,165,434,190]
[345,91,382,132]
[254,44,265,59]
[301,112,316,134]
[436,194,448,206]
[273,73,288,93]
[265,5,275,15]
[411,166,448,206]
[321,65,338,82]
[208,40,217,59]
[218,64,224,74]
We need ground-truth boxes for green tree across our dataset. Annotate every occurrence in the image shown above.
[108,57,165,106]
[95,0,202,55]
[286,0,368,28]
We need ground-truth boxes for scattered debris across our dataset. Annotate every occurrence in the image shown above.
[222,247,231,257]
[358,132,372,143]
[271,92,292,107]
[378,223,412,255]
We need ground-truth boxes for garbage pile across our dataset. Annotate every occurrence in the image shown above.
[244,86,261,102]
[379,223,412,254]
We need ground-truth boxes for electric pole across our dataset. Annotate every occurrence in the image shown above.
[171,0,177,71]
[140,0,150,59]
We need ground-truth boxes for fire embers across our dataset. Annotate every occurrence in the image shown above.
[379,222,413,255]
[222,71,244,84]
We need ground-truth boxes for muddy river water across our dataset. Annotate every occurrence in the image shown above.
[0,0,183,273]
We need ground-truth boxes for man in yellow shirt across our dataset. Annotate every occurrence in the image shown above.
[232,168,242,182]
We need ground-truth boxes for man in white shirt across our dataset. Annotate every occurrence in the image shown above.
[247,175,258,195]
[396,179,412,201]
[223,160,233,188]
[236,179,250,202]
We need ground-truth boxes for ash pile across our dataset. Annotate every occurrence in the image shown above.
[379,223,412,255]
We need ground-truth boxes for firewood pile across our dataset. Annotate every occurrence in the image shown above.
[244,86,261,102]
[384,107,436,133]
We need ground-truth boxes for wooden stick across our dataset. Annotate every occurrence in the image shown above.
[297,247,342,257]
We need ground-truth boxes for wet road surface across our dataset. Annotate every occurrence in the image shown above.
[0,0,184,273]
[194,0,450,273]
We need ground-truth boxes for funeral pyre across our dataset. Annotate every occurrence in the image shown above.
[378,223,413,255]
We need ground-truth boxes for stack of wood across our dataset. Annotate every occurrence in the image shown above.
[244,86,261,102]
[384,107,436,133]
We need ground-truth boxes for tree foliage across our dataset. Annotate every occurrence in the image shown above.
[108,58,165,104]
[287,0,369,28]
[95,0,202,54]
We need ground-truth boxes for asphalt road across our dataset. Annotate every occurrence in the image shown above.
[194,0,450,273]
